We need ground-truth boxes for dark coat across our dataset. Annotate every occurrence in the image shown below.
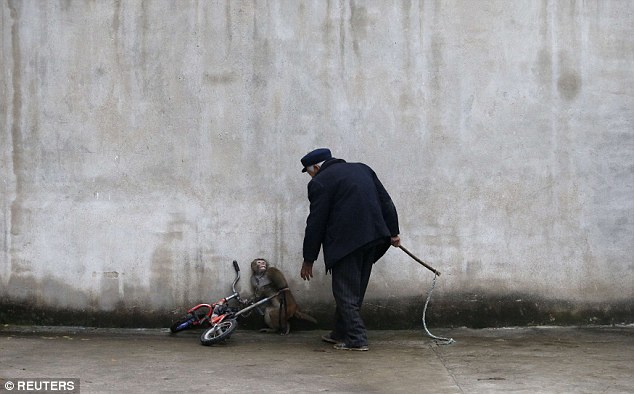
[302,158,400,269]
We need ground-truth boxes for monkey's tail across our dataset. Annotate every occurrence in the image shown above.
[294,310,318,324]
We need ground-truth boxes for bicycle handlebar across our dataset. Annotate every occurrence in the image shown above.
[233,288,288,318]
[227,261,289,309]
[231,260,241,294]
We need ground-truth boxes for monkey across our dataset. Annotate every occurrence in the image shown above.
[250,258,317,335]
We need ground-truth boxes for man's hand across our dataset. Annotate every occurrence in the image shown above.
[301,260,314,281]
[391,235,401,247]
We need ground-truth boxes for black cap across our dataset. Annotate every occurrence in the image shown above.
[301,148,332,172]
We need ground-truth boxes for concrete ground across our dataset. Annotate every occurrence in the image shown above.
[0,325,632,393]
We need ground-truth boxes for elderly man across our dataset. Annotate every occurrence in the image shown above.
[299,148,400,351]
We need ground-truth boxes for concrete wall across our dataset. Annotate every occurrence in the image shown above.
[2,0,632,328]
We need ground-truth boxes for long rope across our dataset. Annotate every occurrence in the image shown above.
[421,274,455,345]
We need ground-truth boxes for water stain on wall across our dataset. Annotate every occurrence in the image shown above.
[535,49,553,89]
[349,1,369,58]
[95,271,124,310]
[557,71,581,101]
[4,272,91,310]
[150,235,178,308]
[8,1,24,239]
[204,71,238,85]
[1,291,631,329]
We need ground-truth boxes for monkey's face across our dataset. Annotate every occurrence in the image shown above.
[251,259,268,274]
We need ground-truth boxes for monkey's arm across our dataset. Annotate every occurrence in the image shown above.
[267,267,289,290]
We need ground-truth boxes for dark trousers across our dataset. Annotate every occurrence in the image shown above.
[331,242,386,347]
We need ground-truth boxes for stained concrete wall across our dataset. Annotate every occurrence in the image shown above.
[1,0,633,327]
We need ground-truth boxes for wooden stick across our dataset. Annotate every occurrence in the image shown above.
[398,245,441,276]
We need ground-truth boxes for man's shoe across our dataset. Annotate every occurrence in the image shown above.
[321,334,342,344]
[333,343,369,351]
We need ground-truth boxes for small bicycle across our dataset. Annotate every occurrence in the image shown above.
[169,260,286,346]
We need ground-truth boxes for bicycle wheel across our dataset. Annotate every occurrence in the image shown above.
[170,314,196,333]
[200,318,238,346]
